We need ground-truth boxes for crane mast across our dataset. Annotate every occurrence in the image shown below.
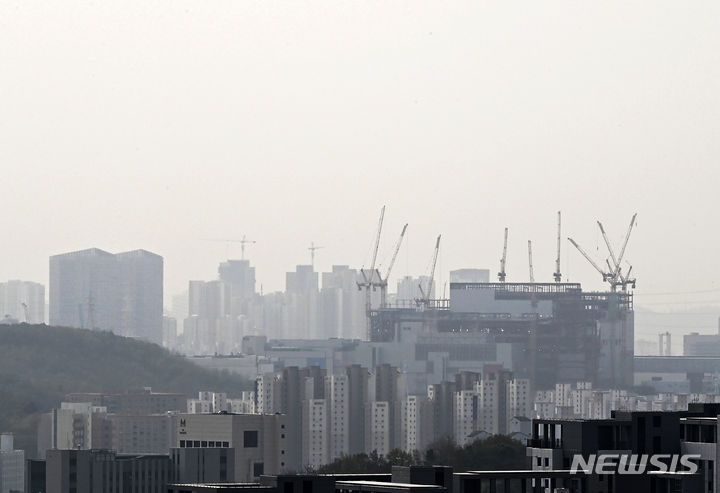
[528,240,535,283]
[553,211,562,282]
[418,235,441,307]
[308,242,324,269]
[498,228,508,282]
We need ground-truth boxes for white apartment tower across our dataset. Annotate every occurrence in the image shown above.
[454,390,479,446]
[366,401,390,456]
[505,378,532,425]
[325,374,349,461]
[255,374,279,414]
[301,399,328,469]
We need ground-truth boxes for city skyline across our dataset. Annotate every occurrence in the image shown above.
[1,1,719,310]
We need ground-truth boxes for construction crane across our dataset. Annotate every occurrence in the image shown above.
[378,223,408,308]
[308,242,324,269]
[358,206,386,340]
[21,302,29,323]
[568,213,638,291]
[202,235,256,260]
[528,240,535,283]
[553,211,562,282]
[498,228,509,282]
[417,235,441,308]
[567,237,611,282]
[597,214,637,290]
[612,213,638,288]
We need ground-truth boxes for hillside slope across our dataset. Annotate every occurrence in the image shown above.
[0,324,253,455]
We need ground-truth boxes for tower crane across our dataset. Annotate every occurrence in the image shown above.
[567,237,611,283]
[568,213,638,291]
[202,235,256,260]
[528,240,535,283]
[378,223,408,308]
[553,211,562,283]
[417,235,441,308]
[308,242,324,269]
[498,228,509,282]
[358,206,385,340]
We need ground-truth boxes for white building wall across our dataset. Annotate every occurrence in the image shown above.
[366,402,390,456]
[477,380,499,435]
[454,390,478,446]
[325,374,349,461]
[302,399,328,469]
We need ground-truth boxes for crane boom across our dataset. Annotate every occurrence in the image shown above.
[567,237,608,280]
[369,206,386,281]
[498,228,508,282]
[554,211,562,282]
[528,240,535,283]
[425,235,441,304]
[614,213,637,276]
[384,224,408,281]
[597,221,620,279]
[360,206,386,341]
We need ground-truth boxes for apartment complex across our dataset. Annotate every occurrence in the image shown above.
[49,248,163,343]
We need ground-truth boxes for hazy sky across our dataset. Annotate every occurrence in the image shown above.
[1,1,719,310]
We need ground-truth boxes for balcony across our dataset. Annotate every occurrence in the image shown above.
[527,438,563,449]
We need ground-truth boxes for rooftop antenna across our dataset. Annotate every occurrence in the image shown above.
[528,240,535,283]
[498,228,508,282]
[553,211,562,282]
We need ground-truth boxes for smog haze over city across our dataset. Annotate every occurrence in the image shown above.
[1,1,719,307]
[2,3,720,492]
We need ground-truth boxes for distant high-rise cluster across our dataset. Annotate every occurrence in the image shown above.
[49,248,163,343]
[176,262,388,355]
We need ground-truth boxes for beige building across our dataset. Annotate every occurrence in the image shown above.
[176,413,288,482]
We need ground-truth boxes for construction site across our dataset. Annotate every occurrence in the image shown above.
[360,210,638,390]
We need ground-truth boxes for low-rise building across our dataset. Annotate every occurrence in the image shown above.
[177,413,289,482]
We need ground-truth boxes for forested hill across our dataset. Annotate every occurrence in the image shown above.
[0,323,252,455]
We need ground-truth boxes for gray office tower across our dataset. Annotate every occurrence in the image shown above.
[49,248,163,343]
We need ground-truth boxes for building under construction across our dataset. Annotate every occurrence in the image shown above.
[370,282,634,389]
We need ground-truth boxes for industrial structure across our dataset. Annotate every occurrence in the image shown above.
[366,214,638,390]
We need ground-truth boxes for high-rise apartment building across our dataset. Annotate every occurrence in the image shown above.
[218,259,256,312]
[116,250,163,343]
[285,265,318,338]
[324,374,349,461]
[301,399,328,469]
[319,266,365,340]
[49,248,163,343]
